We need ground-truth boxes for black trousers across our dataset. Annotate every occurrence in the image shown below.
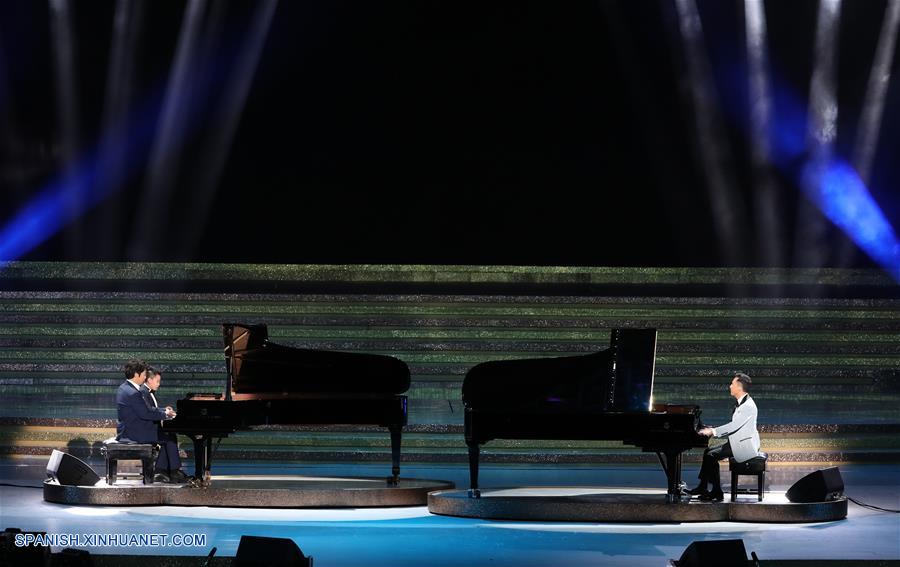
[154,430,182,473]
[698,442,733,490]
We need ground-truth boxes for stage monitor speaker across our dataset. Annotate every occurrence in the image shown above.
[53,547,93,567]
[46,449,101,486]
[786,467,844,503]
[1,528,51,567]
[676,539,749,566]
[235,535,312,567]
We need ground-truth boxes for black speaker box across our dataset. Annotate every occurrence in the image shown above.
[235,535,311,567]
[677,539,749,566]
[51,547,93,567]
[1,528,51,567]
[46,450,101,486]
[786,467,844,503]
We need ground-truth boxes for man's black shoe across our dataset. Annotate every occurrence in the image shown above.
[152,473,170,484]
[699,490,724,502]
[168,470,189,484]
[687,485,708,496]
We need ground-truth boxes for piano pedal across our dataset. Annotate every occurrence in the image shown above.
[467,488,481,499]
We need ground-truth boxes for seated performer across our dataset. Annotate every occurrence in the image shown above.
[689,372,760,501]
[140,367,189,483]
[115,359,187,483]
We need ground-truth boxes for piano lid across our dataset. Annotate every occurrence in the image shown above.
[223,323,411,398]
[610,328,657,412]
[462,328,657,412]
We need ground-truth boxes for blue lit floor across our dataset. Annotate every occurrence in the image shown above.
[2,457,898,565]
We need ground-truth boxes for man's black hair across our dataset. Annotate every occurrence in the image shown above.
[734,372,752,392]
[123,359,148,380]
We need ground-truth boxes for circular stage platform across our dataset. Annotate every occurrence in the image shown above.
[44,475,454,508]
[427,487,848,523]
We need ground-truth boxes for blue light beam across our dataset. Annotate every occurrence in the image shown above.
[0,13,248,264]
[0,92,161,264]
[801,160,900,280]
[717,54,900,280]
[0,156,99,263]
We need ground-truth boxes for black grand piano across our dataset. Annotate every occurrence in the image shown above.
[162,323,410,486]
[463,328,708,502]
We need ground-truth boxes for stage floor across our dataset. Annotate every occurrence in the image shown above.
[3,458,899,566]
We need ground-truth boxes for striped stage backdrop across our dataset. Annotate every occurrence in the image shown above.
[1,262,897,466]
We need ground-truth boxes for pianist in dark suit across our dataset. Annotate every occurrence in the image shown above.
[140,367,189,484]
[115,360,184,483]
[690,372,760,501]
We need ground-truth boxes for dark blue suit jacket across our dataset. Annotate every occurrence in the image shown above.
[116,380,167,443]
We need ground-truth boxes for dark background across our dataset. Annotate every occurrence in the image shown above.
[0,0,898,267]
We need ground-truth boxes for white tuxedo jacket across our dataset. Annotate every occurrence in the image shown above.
[712,395,761,463]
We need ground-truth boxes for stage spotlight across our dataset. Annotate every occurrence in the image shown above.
[745,0,784,270]
[179,0,278,261]
[129,0,208,261]
[235,535,313,567]
[49,0,84,260]
[672,539,756,566]
[673,0,747,266]
[838,0,900,267]
[46,449,101,486]
[96,0,146,259]
[851,0,900,186]
[786,467,844,503]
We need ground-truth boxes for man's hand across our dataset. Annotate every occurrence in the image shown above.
[699,427,714,437]
[165,408,177,418]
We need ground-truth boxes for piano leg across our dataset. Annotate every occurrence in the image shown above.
[189,435,212,487]
[388,425,401,486]
[664,451,685,503]
[203,437,213,484]
[467,443,480,498]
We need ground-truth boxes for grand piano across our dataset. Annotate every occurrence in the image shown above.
[162,323,410,486]
[463,328,708,502]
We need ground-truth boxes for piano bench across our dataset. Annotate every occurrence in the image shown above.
[729,452,768,502]
[101,438,159,485]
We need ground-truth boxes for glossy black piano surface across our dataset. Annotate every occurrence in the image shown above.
[462,328,707,502]
[223,323,409,396]
[163,323,410,485]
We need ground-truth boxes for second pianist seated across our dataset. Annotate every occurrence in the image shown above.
[162,323,410,486]
[463,328,708,502]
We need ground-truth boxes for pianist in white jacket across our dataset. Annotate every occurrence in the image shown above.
[689,373,760,501]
